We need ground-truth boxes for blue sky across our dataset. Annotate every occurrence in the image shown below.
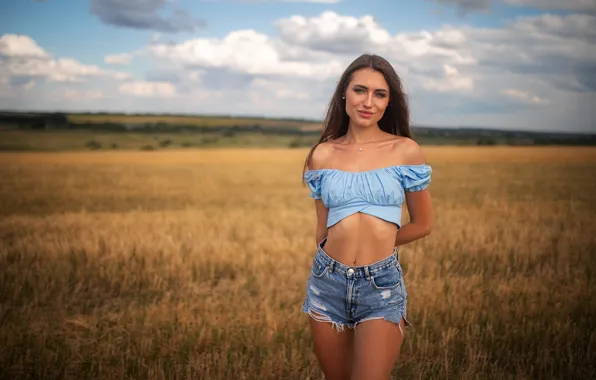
[0,0,594,132]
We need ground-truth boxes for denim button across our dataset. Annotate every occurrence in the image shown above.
[347,268,354,276]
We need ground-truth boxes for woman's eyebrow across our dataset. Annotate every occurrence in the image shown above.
[353,84,388,93]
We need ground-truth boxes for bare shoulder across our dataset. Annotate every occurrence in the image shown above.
[393,137,428,165]
[307,141,334,170]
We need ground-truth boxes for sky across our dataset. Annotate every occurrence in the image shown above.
[0,0,595,133]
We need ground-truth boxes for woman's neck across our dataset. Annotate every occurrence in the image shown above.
[343,124,385,144]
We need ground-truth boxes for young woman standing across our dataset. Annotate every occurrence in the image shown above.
[302,54,434,380]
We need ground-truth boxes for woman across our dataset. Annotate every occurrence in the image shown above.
[301,54,433,380]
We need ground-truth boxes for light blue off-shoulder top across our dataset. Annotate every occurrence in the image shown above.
[304,165,432,228]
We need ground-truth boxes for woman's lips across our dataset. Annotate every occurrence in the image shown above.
[358,110,373,119]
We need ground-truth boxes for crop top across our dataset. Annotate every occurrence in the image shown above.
[304,164,432,228]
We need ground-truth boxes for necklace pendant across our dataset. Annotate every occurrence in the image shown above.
[358,148,363,152]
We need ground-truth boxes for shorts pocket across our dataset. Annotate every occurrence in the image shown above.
[370,264,402,290]
[311,260,328,278]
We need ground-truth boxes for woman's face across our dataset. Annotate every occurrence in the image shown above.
[344,67,390,128]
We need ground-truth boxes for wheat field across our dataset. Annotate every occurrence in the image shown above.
[0,146,595,380]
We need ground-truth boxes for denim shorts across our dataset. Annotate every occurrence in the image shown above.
[302,237,412,333]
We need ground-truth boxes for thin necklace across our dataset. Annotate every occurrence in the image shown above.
[345,137,392,152]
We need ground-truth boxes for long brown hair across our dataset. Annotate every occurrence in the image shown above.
[302,54,412,182]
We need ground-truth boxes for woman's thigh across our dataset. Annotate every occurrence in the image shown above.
[309,316,354,380]
[351,318,406,380]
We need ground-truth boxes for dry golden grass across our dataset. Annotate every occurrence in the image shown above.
[1,146,595,380]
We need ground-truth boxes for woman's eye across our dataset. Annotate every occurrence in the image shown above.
[376,93,386,98]
[354,88,365,93]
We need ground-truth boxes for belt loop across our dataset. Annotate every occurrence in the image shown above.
[364,266,370,281]
[329,261,334,273]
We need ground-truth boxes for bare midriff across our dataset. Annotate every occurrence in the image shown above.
[322,212,399,266]
[314,134,407,266]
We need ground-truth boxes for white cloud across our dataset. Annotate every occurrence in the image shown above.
[119,81,177,97]
[0,75,36,99]
[420,64,474,92]
[146,29,345,78]
[389,29,477,65]
[105,53,133,65]
[4,57,130,82]
[501,88,549,104]
[144,11,479,83]
[0,34,131,84]
[275,11,391,53]
[0,34,49,59]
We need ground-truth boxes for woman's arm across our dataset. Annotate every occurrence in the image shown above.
[314,200,329,245]
[394,189,433,247]
[307,142,331,245]
[394,139,434,247]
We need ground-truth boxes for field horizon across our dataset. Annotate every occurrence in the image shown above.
[2,111,594,151]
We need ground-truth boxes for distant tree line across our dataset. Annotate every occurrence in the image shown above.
[0,112,69,129]
[1,111,594,146]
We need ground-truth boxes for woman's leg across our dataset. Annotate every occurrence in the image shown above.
[350,318,406,380]
[309,315,355,380]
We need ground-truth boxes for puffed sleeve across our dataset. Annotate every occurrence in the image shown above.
[304,170,322,199]
[400,165,432,192]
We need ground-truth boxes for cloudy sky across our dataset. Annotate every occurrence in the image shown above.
[0,0,594,133]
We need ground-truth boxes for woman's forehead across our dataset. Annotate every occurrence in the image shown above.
[349,68,389,90]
